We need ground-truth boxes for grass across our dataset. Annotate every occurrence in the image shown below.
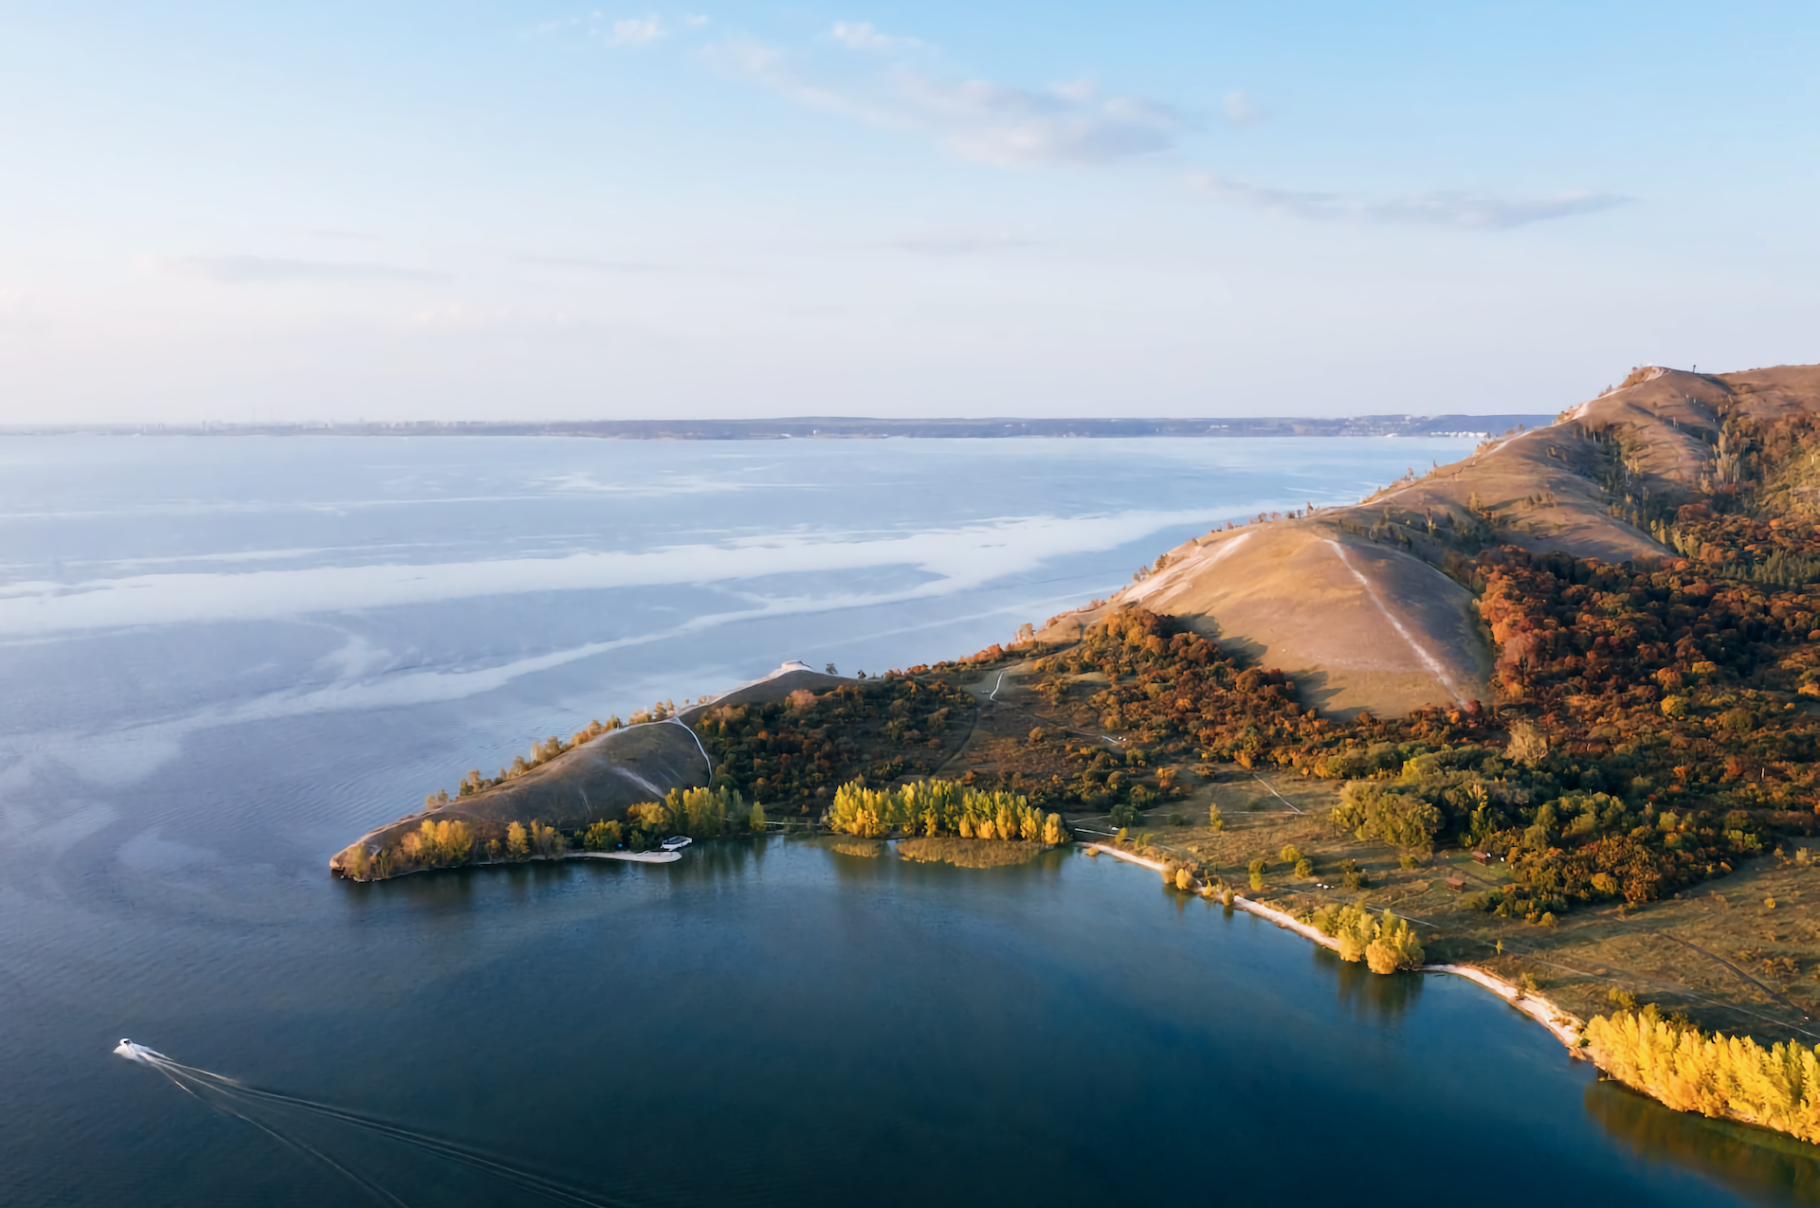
[896,836,1052,869]
[1067,767,1820,1045]
[829,839,889,859]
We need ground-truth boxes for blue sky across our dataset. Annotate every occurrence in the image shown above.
[1,1,1815,422]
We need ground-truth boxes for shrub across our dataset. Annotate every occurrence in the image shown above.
[1207,804,1226,831]
[1294,857,1314,878]
[1280,844,1304,865]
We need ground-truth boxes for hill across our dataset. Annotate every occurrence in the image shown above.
[1057,364,1820,718]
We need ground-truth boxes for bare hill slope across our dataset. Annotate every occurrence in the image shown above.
[1049,363,1820,719]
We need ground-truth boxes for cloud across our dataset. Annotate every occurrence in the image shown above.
[829,21,922,53]
[1186,173,1628,230]
[1222,90,1264,126]
[152,255,448,284]
[877,234,1043,256]
[709,40,1192,168]
[523,12,683,46]
[518,253,671,273]
[603,16,665,47]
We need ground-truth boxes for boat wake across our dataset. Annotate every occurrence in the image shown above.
[113,1039,628,1207]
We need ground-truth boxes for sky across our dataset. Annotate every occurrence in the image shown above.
[1,1,1815,423]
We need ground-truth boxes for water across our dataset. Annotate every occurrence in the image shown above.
[1,434,1813,1206]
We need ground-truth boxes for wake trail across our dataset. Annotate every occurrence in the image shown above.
[122,1044,629,1208]
[145,1061,410,1207]
[164,1066,618,1208]
[151,1060,616,1207]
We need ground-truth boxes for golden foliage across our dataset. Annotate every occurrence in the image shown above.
[1586,1010,1820,1143]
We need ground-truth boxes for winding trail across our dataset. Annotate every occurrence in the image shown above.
[663,715,714,775]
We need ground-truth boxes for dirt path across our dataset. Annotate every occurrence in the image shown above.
[1649,929,1810,1021]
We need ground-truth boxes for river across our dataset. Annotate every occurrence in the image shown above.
[2,434,1813,1205]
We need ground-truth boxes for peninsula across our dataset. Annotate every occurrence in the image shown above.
[334,361,1820,1145]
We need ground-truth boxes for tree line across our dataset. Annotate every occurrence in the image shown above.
[1587,1007,1820,1144]
[824,778,1067,845]
[337,785,766,878]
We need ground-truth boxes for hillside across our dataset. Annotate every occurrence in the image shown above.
[1065,364,1820,718]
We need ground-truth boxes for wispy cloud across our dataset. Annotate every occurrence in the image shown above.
[1186,173,1628,230]
[518,253,671,273]
[151,256,448,284]
[523,11,686,47]
[828,21,922,53]
[708,40,1191,168]
[876,234,1043,256]
[1222,90,1264,126]
[603,15,665,47]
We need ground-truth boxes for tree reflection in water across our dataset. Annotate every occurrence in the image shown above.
[1315,946,1425,1022]
[1586,1076,1820,1205]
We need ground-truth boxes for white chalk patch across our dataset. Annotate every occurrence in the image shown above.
[1325,540,1467,705]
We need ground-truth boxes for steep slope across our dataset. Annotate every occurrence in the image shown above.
[1056,363,1820,719]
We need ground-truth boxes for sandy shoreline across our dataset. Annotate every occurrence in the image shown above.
[567,850,682,864]
[1082,842,1586,1053]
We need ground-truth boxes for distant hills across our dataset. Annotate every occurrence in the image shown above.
[5,414,1552,439]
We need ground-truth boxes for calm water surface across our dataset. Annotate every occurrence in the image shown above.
[1,436,1814,1206]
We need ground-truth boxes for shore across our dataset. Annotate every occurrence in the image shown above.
[567,850,681,864]
[1082,842,1588,1053]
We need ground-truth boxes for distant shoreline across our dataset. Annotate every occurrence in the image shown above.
[0,415,1550,441]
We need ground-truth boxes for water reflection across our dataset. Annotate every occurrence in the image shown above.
[1312,947,1425,1022]
[1586,1076,1820,1205]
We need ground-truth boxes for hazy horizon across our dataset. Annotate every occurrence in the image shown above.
[3,2,1815,424]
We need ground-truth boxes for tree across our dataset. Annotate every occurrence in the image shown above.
[583,820,622,851]
[1365,911,1425,973]
[506,821,530,860]
[750,801,767,832]
[825,663,838,675]
[1280,844,1304,865]
[1505,719,1550,768]
[1207,804,1225,831]
[1175,866,1195,892]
